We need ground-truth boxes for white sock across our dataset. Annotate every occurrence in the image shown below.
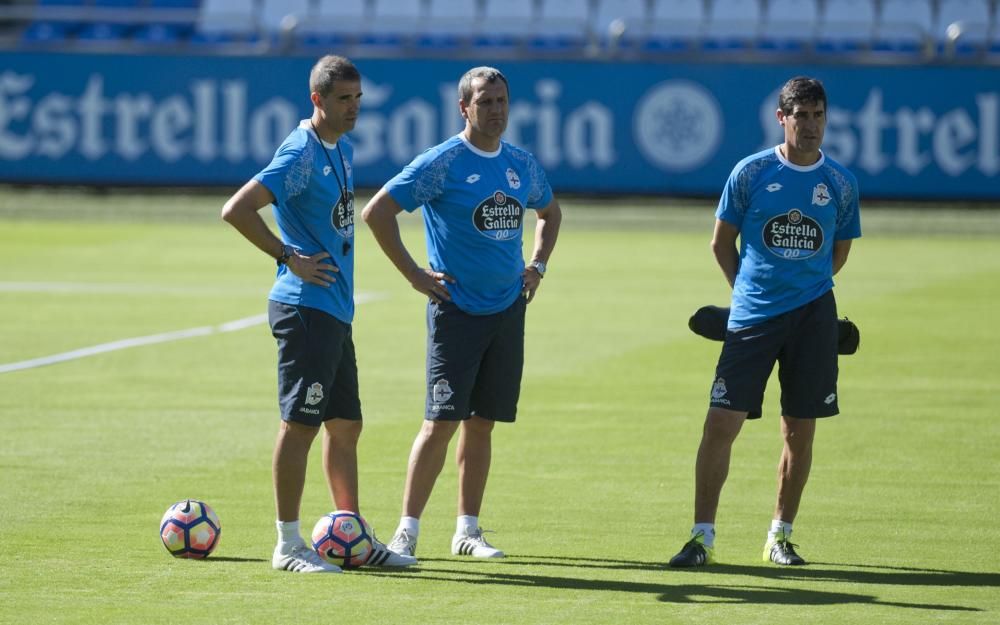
[276,520,302,552]
[397,516,420,536]
[768,519,793,541]
[692,523,716,548]
[457,515,478,536]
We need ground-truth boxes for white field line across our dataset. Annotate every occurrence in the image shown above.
[0,281,262,296]
[0,292,383,375]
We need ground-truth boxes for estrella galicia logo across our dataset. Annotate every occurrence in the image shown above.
[763,209,824,260]
[472,190,523,241]
[330,190,355,239]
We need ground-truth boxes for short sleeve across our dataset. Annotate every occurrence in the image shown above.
[254,138,312,207]
[526,156,553,209]
[834,170,862,240]
[385,146,461,213]
[715,163,750,228]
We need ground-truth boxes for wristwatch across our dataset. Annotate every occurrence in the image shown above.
[276,244,294,266]
[529,260,547,278]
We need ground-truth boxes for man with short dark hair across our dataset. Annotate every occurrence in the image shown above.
[669,76,861,568]
[222,55,414,573]
[362,66,562,560]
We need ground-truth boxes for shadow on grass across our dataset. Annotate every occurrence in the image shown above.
[494,555,1000,589]
[696,562,1000,590]
[496,555,678,572]
[362,559,990,611]
[411,555,664,572]
[657,583,977,609]
[204,556,268,563]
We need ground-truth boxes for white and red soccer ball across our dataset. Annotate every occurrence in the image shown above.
[311,510,373,568]
[160,499,221,559]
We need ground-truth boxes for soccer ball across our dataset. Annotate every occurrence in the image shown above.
[311,510,373,569]
[160,499,221,559]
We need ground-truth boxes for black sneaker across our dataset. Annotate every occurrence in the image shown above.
[763,537,806,565]
[668,533,715,568]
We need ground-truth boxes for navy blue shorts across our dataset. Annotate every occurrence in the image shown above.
[268,300,362,427]
[424,296,526,422]
[709,290,840,420]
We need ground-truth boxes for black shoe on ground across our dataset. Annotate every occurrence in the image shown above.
[763,537,806,565]
[668,534,715,568]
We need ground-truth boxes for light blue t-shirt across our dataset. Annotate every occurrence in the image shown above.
[254,120,356,324]
[384,134,554,315]
[717,146,862,329]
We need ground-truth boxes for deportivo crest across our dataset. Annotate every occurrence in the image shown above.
[330,190,355,239]
[812,183,831,206]
[472,190,523,241]
[763,209,824,260]
[432,379,454,403]
[505,168,521,189]
[711,377,728,400]
[305,382,325,406]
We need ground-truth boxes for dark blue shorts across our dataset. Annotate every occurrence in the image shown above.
[709,290,840,420]
[268,300,362,427]
[424,296,526,422]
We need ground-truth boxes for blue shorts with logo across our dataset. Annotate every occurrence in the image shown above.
[268,300,362,427]
[424,296,526,422]
[709,289,839,420]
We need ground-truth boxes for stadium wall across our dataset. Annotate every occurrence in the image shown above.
[1,52,998,199]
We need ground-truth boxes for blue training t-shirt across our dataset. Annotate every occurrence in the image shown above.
[717,146,861,329]
[384,134,554,315]
[254,120,356,324]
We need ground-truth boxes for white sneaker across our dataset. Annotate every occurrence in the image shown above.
[451,527,505,558]
[366,535,418,567]
[272,543,342,573]
[387,528,418,558]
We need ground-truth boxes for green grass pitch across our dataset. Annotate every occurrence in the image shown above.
[0,188,998,624]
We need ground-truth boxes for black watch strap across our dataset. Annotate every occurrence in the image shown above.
[276,244,293,266]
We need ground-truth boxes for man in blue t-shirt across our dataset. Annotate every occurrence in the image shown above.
[669,77,862,569]
[362,67,563,560]
[221,55,413,573]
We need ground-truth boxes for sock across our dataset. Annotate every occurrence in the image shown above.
[398,516,420,536]
[457,515,478,536]
[692,523,716,548]
[276,520,302,552]
[768,519,793,541]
